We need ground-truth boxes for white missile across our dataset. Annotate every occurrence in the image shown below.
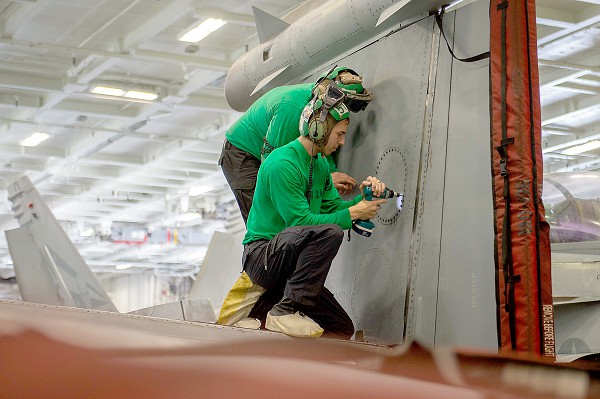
[224,0,452,112]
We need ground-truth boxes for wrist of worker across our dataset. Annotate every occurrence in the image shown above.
[348,195,362,219]
[349,206,358,221]
[348,198,364,220]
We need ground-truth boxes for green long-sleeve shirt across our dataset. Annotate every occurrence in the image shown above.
[243,139,361,244]
[224,83,338,171]
[225,83,314,160]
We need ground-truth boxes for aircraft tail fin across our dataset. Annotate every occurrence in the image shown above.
[5,176,118,312]
[252,6,290,43]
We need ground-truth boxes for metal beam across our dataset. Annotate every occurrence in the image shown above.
[0,144,66,159]
[575,0,600,5]
[536,5,577,29]
[0,0,51,37]
[538,59,600,75]
[556,157,600,172]
[121,0,193,50]
[542,93,600,126]
[542,130,600,154]
[0,69,64,92]
[0,37,231,71]
[538,13,600,49]
[555,83,600,95]
[83,153,145,167]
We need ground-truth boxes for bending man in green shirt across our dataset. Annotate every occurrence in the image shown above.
[218,67,373,224]
[219,83,388,339]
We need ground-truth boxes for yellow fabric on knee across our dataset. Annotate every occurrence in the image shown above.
[217,271,265,326]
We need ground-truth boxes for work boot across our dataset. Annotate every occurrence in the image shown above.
[233,318,261,330]
[217,271,265,326]
[265,297,324,338]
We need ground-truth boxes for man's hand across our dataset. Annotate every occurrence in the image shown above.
[358,176,386,197]
[332,172,356,195]
[349,198,387,221]
[350,175,390,219]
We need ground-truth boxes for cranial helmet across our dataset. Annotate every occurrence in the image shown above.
[299,81,350,145]
[317,66,374,113]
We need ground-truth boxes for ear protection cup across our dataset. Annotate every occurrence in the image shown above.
[299,98,326,142]
[307,116,326,141]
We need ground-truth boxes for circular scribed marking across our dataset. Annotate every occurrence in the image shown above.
[375,147,407,225]
[351,248,393,333]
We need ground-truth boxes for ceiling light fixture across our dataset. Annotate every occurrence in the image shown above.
[90,85,158,101]
[124,90,159,101]
[562,140,600,155]
[91,86,125,96]
[178,18,226,42]
[20,132,49,147]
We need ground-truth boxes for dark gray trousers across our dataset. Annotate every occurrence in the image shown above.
[218,139,260,225]
[243,224,354,339]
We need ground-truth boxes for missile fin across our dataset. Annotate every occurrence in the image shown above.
[252,6,290,43]
[250,65,290,96]
[376,0,412,27]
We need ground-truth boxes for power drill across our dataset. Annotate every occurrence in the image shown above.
[352,186,403,237]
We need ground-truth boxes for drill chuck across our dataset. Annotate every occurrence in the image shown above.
[380,188,401,199]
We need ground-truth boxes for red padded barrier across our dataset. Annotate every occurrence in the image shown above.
[489,0,555,356]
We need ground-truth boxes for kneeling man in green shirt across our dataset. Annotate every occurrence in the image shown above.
[219,83,389,339]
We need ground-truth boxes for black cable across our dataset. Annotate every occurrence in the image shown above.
[435,12,490,63]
